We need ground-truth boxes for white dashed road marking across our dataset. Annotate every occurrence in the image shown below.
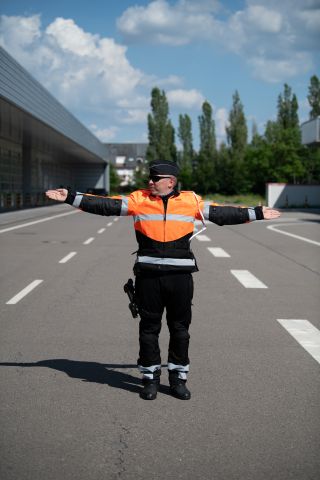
[267,223,320,246]
[59,252,77,264]
[0,211,78,234]
[97,228,106,234]
[196,235,211,242]
[208,247,230,257]
[83,237,95,245]
[107,222,113,227]
[6,280,43,305]
[277,319,320,364]
[231,270,268,288]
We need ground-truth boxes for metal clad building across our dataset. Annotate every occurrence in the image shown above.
[0,46,109,211]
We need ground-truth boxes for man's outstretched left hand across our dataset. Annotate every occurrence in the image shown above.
[262,207,281,220]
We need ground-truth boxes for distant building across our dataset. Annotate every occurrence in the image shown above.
[300,117,320,146]
[105,143,148,186]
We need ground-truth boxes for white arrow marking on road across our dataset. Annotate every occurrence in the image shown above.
[6,280,43,304]
[0,211,78,234]
[231,270,268,288]
[267,223,320,246]
[277,319,320,364]
[59,252,77,264]
[83,237,95,245]
[196,235,211,242]
[208,247,230,257]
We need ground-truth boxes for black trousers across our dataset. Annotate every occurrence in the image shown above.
[135,272,194,368]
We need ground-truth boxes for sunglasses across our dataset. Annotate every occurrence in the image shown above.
[149,175,172,183]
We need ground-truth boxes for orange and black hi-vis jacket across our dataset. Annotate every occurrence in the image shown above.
[65,189,264,273]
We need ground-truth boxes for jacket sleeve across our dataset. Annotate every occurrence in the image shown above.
[199,200,264,226]
[64,191,135,217]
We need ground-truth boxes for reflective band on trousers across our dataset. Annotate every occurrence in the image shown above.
[136,256,196,266]
[134,213,194,223]
[73,193,83,208]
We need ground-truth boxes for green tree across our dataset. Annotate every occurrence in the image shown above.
[225,91,248,193]
[308,75,320,119]
[109,163,121,193]
[195,101,217,193]
[178,114,194,189]
[226,90,248,156]
[146,87,177,163]
[263,83,305,184]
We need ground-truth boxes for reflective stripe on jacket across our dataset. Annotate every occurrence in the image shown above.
[65,189,262,272]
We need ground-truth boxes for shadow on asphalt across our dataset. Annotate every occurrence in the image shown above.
[0,359,172,396]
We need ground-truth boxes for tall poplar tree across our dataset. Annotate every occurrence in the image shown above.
[195,101,217,193]
[308,75,320,119]
[178,114,193,189]
[226,90,248,157]
[225,91,248,193]
[146,87,177,163]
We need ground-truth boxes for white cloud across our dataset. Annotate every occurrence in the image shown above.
[167,89,205,109]
[89,124,119,142]
[120,109,149,124]
[0,14,144,107]
[117,0,318,83]
[215,107,228,138]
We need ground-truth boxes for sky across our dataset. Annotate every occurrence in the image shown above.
[0,0,319,148]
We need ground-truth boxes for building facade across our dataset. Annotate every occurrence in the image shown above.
[0,47,109,211]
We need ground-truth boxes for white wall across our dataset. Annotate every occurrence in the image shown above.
[267,183,320,208]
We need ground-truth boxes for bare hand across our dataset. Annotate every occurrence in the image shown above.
[45,188,68,202]
[262,206,281,220]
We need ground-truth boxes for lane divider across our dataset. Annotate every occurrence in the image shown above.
[267,222,320,246]
[59,252,77,264]
[6,280,43,305]
[98,228,106,234]
[196,234,211,242]
[107,222,113,227]
[83,237,95,245]
[208,247,230,258]
[231,269,268,288]
[0,211,78,234]
[277,319,320,364]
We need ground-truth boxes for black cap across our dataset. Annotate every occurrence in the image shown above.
[149,160,179,177]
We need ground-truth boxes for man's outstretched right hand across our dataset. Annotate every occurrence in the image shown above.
[45,189,68,202]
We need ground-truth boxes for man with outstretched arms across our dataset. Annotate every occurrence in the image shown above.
[46,160,280,401]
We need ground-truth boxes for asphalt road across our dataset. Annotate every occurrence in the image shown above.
[0,203,319,480]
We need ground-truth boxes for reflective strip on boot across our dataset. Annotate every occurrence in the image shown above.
[167,363,189,380]
[139,364,161,380]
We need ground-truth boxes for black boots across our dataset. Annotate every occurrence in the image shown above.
[140,378,160,400]
[169,370,191,400]
[140,369,191,400]
[140,369,161,400]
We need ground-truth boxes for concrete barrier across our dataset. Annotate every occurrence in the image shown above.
[267,183,320,208]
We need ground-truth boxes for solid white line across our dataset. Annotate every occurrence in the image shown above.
[59,252,77,264]
[107,222,113,227]
[97,228,106,234]
[231,270,268,288]
[208,247,230,257]
[196,234,211,242]
[277,319,320,364]
[6,280,43,305]
[267,223,320,246]
[0,211,78,234]
[83,237,95,245]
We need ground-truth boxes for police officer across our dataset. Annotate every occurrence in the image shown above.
[46,160,281,400]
